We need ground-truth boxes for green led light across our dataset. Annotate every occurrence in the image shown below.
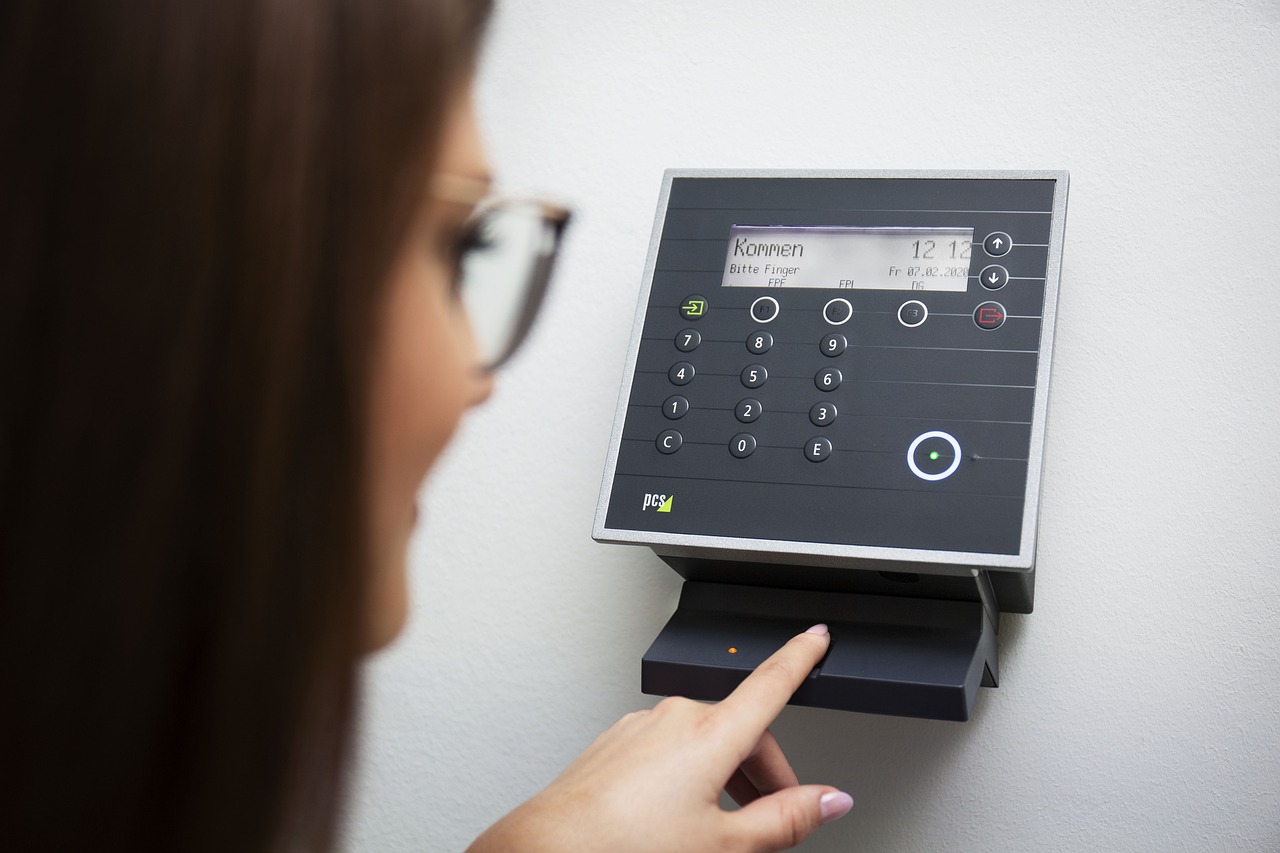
[929,451,940,461]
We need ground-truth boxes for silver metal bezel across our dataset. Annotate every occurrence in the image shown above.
[592,168,1069,575]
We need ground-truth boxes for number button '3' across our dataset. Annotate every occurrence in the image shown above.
[810,402,837,427]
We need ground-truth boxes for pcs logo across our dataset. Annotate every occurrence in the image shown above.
[642,493,674,513]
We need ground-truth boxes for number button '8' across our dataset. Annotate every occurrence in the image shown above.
[747,331,773,355]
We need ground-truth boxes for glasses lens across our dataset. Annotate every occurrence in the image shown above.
[457,201,557,368]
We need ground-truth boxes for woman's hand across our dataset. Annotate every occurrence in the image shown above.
[467,624,853,853]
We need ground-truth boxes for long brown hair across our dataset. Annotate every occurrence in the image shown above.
[0,1,491,849]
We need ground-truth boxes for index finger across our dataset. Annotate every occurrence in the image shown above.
[715,624,830,736]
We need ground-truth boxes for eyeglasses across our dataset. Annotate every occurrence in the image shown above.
[432,175,571,371]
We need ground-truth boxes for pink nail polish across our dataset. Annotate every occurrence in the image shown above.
[819,791,854,824]
[805,623,829,636]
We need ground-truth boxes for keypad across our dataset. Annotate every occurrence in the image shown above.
[648,245,1025,463]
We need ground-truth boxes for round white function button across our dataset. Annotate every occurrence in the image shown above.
[897,300,928,328]
[907,430,962,481]
[822,298,853,326]
[749,296,780,324]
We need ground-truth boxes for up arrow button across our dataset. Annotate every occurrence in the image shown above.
[983,231,1013,257]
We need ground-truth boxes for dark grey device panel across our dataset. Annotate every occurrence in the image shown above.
[595,170,1067,576]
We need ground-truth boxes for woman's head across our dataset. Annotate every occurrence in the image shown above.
[0,0,492,848]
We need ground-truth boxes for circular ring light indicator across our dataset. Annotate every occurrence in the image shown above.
[749,296,780,324]
[907,430,962,481]
[822,298,853,326]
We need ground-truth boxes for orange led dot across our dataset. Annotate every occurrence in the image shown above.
[728,647,737,654]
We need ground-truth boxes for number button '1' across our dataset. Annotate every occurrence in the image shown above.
[663,395,689,420]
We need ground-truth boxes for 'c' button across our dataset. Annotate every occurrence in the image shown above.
[657,430,683,454]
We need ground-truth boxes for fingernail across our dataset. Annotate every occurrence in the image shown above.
[805,623,829,636]
[819,791,854,824]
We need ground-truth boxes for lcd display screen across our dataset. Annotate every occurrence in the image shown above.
[721,225,975,291]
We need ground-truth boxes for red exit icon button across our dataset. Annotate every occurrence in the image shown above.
[973,301,1007,330]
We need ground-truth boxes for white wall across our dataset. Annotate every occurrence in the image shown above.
[343,2,1280,850]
